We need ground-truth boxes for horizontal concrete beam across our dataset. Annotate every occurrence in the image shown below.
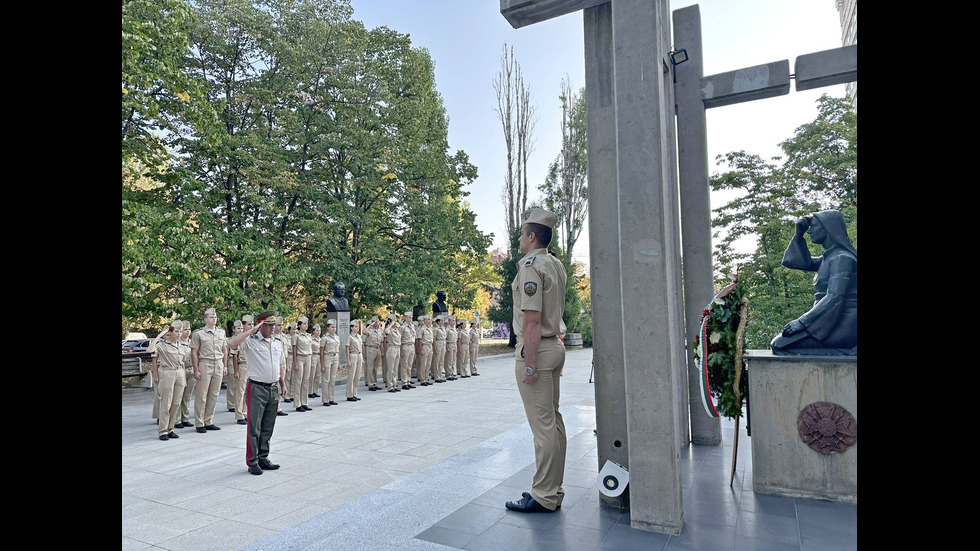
[795,44,857,91]
[701,60,790,109]
[500,0,607,28]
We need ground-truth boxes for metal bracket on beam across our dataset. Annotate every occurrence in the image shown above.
[795,44,857,91]
[500,0,608,28]
[701,60,790,109]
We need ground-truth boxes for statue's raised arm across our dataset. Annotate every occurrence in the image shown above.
[770,210,857,355]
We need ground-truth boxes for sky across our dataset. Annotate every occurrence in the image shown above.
[347,0,849,267]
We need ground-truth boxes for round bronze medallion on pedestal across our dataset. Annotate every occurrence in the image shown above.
[797,401,856,454]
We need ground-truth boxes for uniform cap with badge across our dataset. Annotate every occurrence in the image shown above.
[521,207,558,229]
[256,311,280,325]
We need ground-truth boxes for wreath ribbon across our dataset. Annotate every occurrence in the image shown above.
[695,280,738,418]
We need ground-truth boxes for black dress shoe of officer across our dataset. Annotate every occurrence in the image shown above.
[329,401,338,405]
[167,432,179,438]
[347,397,357,401]
[181,422,194,428]
[323,402,331,406]
[473,373,481,376]
[304,405,314,411]
[388,388,397,393]
[408,384,417,388]
[505,492,556,513]
[159,434,169,441]
[402,385,411,390]
[258,459,280,470]
[283,398,292,403]
[228,408,236,412]
[237,419,247,425]
[196,427,207,433]
[205,424,221,430]
[248,464,263,475]
[277,411,288,416]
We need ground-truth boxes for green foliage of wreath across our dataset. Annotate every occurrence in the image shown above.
[692,279,749,420]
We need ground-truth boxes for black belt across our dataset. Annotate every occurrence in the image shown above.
[249,379,275,387]
[542,335,557,339]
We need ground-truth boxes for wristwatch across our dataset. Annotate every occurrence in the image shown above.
[524,366,537,376]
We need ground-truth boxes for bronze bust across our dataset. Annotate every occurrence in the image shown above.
[432,290,449,316]
[326,282,350,312]
[771,209,857,355]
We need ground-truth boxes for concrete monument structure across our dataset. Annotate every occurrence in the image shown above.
[326,282,350,367]
[501,0,858,535]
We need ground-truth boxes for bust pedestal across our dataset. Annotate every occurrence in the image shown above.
[744,350,857,504]
[328,311,350,368]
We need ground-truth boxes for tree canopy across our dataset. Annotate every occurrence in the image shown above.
[122,0,491,334]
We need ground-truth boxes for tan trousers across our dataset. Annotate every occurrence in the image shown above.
[399,345,415,385]
[433,343,446,381]
[291,354,312,408]
[194,358,223,427]
[345,352,362,398]
[445,346,457,378]
[323,353,339,403]
[385,347,401,389]
[470,342,479,374]
[157,368,186,436]
[226,357,239,411]
[515,339,566,510]
[152,371,161,419]
[457,345,469,376]
[421,347,436,382]
[365,345,382,388]
[308,354,321,397]
[234,361,249,420]
[179,367,196,423]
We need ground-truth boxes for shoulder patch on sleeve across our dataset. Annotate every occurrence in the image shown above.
[524,282,538,296]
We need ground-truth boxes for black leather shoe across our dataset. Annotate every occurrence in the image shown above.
[303,405,313,411]
[277,411,288,416]
[283,398,292,403]
[505,492,555,513]
[473,373,480,376]
[248,464,263,475]
[205,424,221,430]
[159,434,169,441]
[402,385,410,390]
[347,397,357,401]
[420,382,429,386]
[408,384,416,388]
[394,388,401,392]
[181,422,194,428]
[388,388,397,393]
[369,386,378,391]
[354,396,361,400]
[258,459,280,470]
[196,427,207,433]
[313,393,320,397]
[167,431,179,439]
[308,394,315,398]
[329,401,338,405]
[237,419,247,425]
[323,402,331,406]
[228,408,235,412]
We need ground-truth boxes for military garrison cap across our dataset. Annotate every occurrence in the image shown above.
[242,315,254,324]
[233,320,243,328]
[298,316,308,323]
[521,207,558,229]
[312,323,321,330]
[204,307,217,316]
[326,319,337,326]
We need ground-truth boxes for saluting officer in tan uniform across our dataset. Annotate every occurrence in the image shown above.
[469,319,481,376]
[416,315,434,385]
[444,316,457,380]
[149,321,187,440]
[383,314,401,392]
[432,316,447,383]
[308,323,322,399]
[399,312,416,390]
[345,320,363,401]
[505,208,568,514]
[291,316,314,412]
[226,319,243,413]
[231,314,254,425]
[319,319,341,406]
[456,320,470,377]
[363,317,383,391]
[177,321,195,428]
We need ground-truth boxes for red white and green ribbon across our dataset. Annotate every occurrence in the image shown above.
[695,279,739,418]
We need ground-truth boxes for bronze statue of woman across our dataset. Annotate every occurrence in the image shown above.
[771,209,857,355]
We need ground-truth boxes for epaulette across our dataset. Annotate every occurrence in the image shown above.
[522,256,535,267]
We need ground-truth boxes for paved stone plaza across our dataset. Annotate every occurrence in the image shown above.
[122,348,857,550]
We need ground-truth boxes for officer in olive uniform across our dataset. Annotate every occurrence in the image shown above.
[190,308,228,433]
[309,323,322,399]
[226,319,243,412]
[505,208,568,514]
[291,316,314,412]
[469,319,481,376]
[149,321,187,440]
[177,321,195,428]
[398,312,416,390]
[319,319,341,406]
[363,317,383,390]
[444,316,457,381]
[383,314,401,392]
[231,314,254,425]
[432,316,447,383]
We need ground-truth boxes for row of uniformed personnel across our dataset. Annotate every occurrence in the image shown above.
[149,309,483,438]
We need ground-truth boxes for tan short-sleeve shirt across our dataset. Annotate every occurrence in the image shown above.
[512,247,567,338]
[190,327,226,361]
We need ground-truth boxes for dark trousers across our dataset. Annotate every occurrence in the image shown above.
[245,380,279,467]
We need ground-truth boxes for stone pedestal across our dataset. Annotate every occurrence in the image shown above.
[744,350,857,504]
[328,311,350,368]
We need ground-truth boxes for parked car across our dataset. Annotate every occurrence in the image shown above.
[123,331,148,342]
[122,339,151,354]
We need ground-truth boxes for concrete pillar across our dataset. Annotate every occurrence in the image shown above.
[584,2,629,510]
[611,0,684,534]
[673,4,722,446]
